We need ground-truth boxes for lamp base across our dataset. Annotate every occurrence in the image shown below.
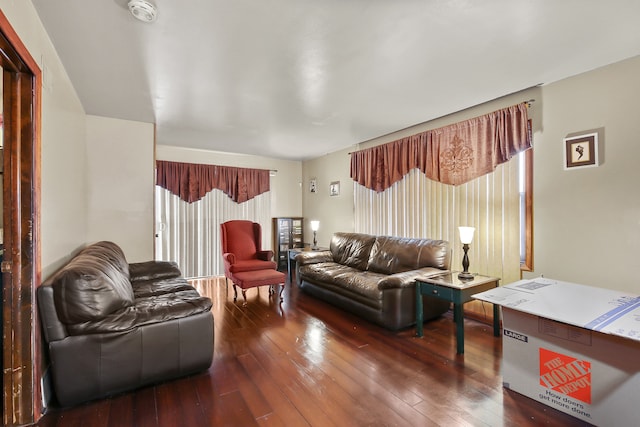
[458,271,474,281]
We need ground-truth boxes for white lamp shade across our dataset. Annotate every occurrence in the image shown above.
[310,220,320,231]
[458,226,475,244]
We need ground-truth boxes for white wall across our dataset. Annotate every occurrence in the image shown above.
[301,147,353,248]
[524,56,640,293]
[86,115,155,262]
[1,1,90,277]
[3,4,158,270]
[156,145,303,219]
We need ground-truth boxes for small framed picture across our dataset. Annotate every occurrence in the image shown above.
[330,181,340,196]
[564,133,598,169]
[309,178,317,193]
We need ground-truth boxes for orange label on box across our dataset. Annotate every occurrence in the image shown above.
[539,348,591,404]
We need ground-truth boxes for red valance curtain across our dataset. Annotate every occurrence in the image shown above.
[156,161,270,203]
[350,103,532,191]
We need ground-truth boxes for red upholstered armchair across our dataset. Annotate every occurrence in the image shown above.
[221,220,286,305]
[220,220,277,282]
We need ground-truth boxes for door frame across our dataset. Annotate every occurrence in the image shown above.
[0,10,42,426]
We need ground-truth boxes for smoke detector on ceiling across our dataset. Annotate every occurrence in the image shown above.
[128,0,158,23]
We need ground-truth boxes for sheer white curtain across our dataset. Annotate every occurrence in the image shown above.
[155,186,271,278]
[354,160,521,287]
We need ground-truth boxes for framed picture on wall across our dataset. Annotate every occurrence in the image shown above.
[330,181,340,196]
[564,133,599,169]
[309,178,317,193]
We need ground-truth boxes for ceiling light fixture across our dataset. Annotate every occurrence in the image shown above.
[128,0,158,23]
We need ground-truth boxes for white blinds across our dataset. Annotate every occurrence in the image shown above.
[154,186,271,278]
[354,160,521,286]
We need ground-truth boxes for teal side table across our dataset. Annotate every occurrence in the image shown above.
[416,272,500,354]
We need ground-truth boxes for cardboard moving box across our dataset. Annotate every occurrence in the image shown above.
[474,277,640,426]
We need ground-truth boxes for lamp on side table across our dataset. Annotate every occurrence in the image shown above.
[310,220,320,250]
[458,226,475,280]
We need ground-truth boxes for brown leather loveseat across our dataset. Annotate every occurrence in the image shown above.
[296,232,451,330]
[37,241,214,407]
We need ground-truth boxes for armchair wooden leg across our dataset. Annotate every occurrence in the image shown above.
[241,289,248,306]
[233,284,238,301]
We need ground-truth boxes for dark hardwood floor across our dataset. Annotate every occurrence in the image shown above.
[36,276,591,427]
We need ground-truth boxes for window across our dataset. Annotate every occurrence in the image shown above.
[519,148,533,271]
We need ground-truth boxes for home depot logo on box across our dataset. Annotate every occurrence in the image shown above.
[539,348,592,404]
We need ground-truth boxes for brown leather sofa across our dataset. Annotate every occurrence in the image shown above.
[296,232,451,330]
[37,241,214,407]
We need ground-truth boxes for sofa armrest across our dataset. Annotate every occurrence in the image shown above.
[129,261,182,282]
[295,250,333,266]
[256,250,274,261]
[378,267,448,290]
[37,285,68,343]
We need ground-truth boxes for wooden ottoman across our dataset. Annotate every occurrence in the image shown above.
[231,269,286,305]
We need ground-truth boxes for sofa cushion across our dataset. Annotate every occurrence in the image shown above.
[51,244,135,324]
[132,276,197,298]
[129,260,182,282]
[65,289,212,335]
[330,232,377,271]
[299,262,385,305]
[79,241,131,279]
[367,236,450,275]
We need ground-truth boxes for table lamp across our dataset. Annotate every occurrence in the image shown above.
[310,220,320,250]
[458,226,475,280]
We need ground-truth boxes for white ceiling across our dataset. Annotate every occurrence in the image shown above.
[32,0,640,161]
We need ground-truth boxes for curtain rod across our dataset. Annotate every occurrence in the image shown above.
[347,100,536,155]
